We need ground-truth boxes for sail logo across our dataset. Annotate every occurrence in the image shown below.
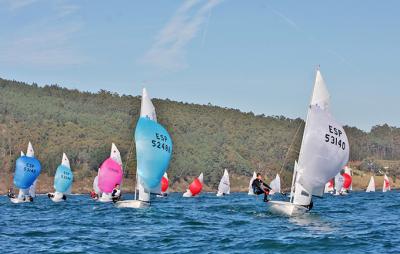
[152,132,171,153]
[324,125,346,150]
[61,171,72,180]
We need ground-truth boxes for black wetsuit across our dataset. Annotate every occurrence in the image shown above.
[252,179,272,202]
[111,188,121,203]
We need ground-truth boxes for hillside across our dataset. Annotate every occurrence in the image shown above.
[0,78,399,193]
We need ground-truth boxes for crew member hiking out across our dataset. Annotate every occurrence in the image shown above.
[252,173,272,202]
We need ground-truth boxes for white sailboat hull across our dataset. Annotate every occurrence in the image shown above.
[267,201,308,216]
[115,200,150,209]
[10,198,32,204]
[182,190,193,197]
[98,194,113,203]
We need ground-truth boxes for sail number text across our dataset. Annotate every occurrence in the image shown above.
[24,163,36,173]
[324,125,346,150]
[152,133,171,153]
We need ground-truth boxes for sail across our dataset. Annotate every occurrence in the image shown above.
[161,173,169,193]
[93,175,101,194]
[54,153,73,193]
[217,169,230,195]
[135,117,172,190]
[310,69,330,110]
[98,143,123,193]
[366,176,375,192]
[324,178,334,193]
[383,174,391,192]
[269,174,281,194]
[29,179,37,197]
[140,88,157,121]
[297,106,349,197]
[248,172,257,195]
[342,173,352,190]
[189,173,203,196]
[334,173,344,193]
[13,142,41,189]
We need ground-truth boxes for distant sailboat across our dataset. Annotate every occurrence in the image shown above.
[48,153,73,202]
[248,172,257,195]
[383,174,391,192]
[216,169,230,196]
[116,88,172,208]
[324,178,334,194]
[157,173,169,197]
[341,172,352,195]
[334,173,344,195]
[10,142,42,203]
[98,143,123,202]
[92,174,101,200]
[268,69,349,216]
[183,173,203,197]
[366,176,375,192]
[269,174,281,195]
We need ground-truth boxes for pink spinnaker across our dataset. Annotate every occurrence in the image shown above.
[98,158,123,193]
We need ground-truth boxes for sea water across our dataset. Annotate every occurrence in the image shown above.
[0,191,399,253]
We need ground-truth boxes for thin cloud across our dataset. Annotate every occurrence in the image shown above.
[0,1,86,67]
[1,0,39,11]
[142,0,223,71]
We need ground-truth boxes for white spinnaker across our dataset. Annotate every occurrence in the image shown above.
[217,169,230,195]
[140,88,157,122]
[270,174,281,194]
[366,176,375,192]
[383,174,390,192]
[248,172,257,195]
[334,173,344,193]
[296,106,349,197]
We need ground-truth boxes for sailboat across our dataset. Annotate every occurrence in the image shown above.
[216,169,230,196]
[98,143,123,202]
[366,176,375,192]
[10,142,42,203]
[116,88,172,208]
[157,173,169,197]
[341,171,352,195]
[269,174,281,195]
[183,173,203,197]
[48,153,73,202]
[267,69,349,216]
[91,173,101,200]
[383,174,391,192]
[248,172,257,195]
[333,173,344,195]
[324,178,334,194]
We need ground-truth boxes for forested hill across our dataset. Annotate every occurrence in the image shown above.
[0,78,399,189]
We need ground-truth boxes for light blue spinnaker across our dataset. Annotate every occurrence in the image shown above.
[54,165,73,193]
[135,117,173,190]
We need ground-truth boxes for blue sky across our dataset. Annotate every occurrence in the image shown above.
[0,0,399,130]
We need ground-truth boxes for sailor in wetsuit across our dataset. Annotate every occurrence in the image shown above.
[252,173,272,202]
[111,184,121,203]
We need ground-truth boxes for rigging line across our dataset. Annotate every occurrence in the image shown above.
[278,121,304,176]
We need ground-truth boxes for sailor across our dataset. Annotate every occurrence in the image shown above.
[7,188,15,199]
[111,184,121,203]
[90,190,98,200]
[252,173,272,202]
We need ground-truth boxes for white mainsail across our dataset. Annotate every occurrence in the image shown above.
[217,169,230,196]
[248,171,257,195]
[292,69,349,206]
[366,176,375,192]
[334,173,344,195]
[269,174,281,195]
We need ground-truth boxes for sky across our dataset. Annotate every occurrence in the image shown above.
[0,0,399,131]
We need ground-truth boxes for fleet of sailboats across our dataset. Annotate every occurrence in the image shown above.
[267,69,350,216]
[5,73,397,214]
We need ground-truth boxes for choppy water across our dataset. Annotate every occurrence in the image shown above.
[0,191,399,254]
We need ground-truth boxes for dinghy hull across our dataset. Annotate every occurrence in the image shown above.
[10,198,32,204]
[267,201,308,216]
[115,200,150,209]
